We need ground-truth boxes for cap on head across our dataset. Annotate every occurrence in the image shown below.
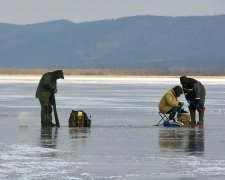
[53,70,64,79]
[173,85,183,97]
[180,76,188,86]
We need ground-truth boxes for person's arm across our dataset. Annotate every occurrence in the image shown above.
[182,86,190,103]
[165,93,179,107]
[42,76,56,92]
[193,82,201,109]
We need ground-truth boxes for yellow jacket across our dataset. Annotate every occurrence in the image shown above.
[158,89,179,113]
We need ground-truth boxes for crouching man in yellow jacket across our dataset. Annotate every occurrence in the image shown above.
[158,86,184,121]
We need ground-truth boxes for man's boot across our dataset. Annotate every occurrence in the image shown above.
[190,110,197,127]
[198,111,204,127]
[41,121,56,127]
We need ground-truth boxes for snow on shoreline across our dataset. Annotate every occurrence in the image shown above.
[0,75,225,85]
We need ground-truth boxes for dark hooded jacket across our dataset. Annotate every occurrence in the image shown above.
[180,76,205,104]
[36,70,64,102]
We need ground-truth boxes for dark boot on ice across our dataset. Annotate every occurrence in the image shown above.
[190,110,197,127]
[41,121,56,127]
[197,111,204,127]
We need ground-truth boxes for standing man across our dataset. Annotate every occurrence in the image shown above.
[180,76,206,127]
[159,86,184,121]
[36,70,64,127]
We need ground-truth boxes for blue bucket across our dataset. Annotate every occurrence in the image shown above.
[163,120,183,127]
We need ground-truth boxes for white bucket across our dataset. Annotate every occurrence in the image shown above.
[19,112,29,127]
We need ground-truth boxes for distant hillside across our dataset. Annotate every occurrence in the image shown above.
[0,15,225,68]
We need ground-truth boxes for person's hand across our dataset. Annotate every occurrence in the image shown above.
[186,97,190,104]
[54,89,57,93]
[178,102,184,106]
[195,103,200,110]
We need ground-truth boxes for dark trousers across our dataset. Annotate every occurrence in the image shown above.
[167,105,183,120]
[39,99,53,125]
[189,95,205,124]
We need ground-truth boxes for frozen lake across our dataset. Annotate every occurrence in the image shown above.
[0,76,225,179]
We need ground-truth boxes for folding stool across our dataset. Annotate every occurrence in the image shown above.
[154,112,170,126]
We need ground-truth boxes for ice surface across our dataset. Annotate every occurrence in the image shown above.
[0,77,225,179]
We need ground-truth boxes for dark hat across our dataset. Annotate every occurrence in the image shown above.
[180,76,188,85]
[173,85,183,97]
[53,70,64,79]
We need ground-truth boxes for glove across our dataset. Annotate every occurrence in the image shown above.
[186,98,190,104]
[185,96,190,104]
[178,102,184,106]
[195,103,200,110]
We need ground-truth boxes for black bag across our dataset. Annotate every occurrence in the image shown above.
[69,110,91,127]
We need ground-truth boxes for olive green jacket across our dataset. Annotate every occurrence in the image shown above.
[35,73,57,103]
[158,89,179,113]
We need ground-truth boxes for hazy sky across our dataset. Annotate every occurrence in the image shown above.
[0,0,225,24]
